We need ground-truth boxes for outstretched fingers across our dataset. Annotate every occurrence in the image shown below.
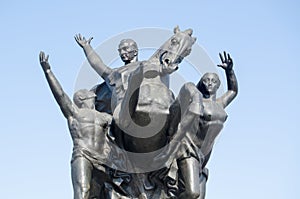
[39,51,49,63]
[74,33,93,46]
[218,51,229,69]
[219,52,225,63]
[218,51,233,70]
[74,34,80,42]
[74,33,83,42]
[88,37,93,43]
[223,51,227,61]
[39,51,51,70]
[227,53,233,66]
[227,53,232,62]
[39,51,46,63]
[39,51,43,62]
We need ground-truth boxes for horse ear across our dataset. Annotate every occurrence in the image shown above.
[192,37,197,44]
[174,26,180,34]
[184,29,193,36]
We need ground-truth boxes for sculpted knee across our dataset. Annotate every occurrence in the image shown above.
[78,183,91,199]
[81,183,90,192]
[188,191,200,199]
[186,187,200,199]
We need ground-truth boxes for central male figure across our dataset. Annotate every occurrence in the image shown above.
[75,35,140,111]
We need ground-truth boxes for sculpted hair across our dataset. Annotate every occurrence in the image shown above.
[196,72,221,94]
[119,39,138,51]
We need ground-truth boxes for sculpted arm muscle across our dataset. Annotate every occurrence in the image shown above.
[39,52,78,118]
[74,34,113,80]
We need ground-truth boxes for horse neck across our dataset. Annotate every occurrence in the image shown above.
[149,41,169,64]
[146,49,170,88]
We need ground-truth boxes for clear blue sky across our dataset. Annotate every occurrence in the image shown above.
[0,0,299,198]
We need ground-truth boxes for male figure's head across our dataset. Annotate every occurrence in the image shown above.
[118,39,138,64]
[73,89,96,109]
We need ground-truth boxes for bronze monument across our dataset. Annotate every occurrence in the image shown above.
[39,26,238,199]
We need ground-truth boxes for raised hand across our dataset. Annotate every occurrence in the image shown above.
[39,51,50,71]
[74,34,93,48]
[217,51,233,72]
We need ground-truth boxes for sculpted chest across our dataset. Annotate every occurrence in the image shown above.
[202,100,228,122]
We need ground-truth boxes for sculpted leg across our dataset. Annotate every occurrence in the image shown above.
[71,157,93,199]
[178,157,201,199]
[198,168,208,199]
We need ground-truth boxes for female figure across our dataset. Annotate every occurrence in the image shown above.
[178,51,238,199]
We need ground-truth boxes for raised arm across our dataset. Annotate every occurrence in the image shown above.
[39,51,77,118]
[217,51,238,108]
[74,34,113,80]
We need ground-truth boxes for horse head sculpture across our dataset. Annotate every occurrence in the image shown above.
[150,26,197,74]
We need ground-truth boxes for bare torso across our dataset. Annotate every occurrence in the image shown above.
[68,108,112,152]
[197,99,227,157]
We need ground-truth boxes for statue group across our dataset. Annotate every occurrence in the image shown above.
[39,26,238,199]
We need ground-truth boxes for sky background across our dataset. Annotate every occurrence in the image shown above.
[1,0,299,198]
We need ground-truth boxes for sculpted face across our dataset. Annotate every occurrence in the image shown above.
[118,39,138,63]
[82,97,95,109]
[73,89,96,109]
[201,73,220,95]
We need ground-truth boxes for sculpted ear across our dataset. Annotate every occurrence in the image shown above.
[192,37,197,44]
[174,25,180,34]
[184,28,193,36]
